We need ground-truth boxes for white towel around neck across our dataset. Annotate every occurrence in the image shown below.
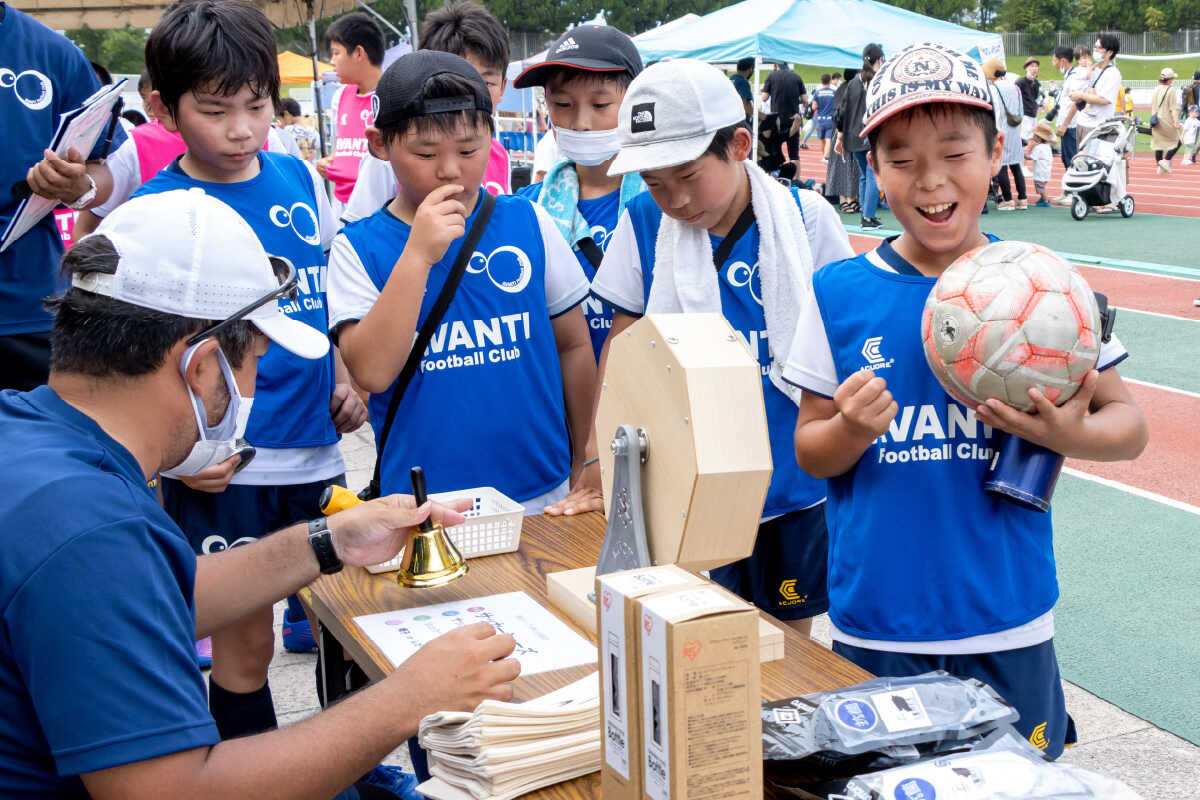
[645,159,814,405]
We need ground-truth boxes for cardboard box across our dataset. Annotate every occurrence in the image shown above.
[596,566,707,800]
[638,586,761,800]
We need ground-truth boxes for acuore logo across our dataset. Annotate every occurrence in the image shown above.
[1,67,52,111]
[269,202,321,246]
[468,245,532,293]
[862,336,885,364]
[725,260,762,305]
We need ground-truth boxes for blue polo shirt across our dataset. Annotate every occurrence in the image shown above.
[0,386,217,795]
[0,5,126,336]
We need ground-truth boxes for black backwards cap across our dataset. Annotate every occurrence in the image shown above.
[513,25,643,89]
[372,50,492,129]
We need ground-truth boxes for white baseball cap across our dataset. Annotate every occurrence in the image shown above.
[860,43,994,137]
[72,188,329,359]
[607,58,745,176]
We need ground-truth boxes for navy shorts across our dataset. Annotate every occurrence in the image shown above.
[832,638,1078,759]
[815,117,834,139]
[709,503,830,620]
[162,474,346,555]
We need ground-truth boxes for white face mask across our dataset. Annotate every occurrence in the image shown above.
[162,342,253,478]
[1093,49,1106,63]
[554,127,621,166]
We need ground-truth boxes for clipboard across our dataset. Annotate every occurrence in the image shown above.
[0,79,126,253]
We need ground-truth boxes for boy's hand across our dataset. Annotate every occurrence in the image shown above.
[330,383,368,433]
[26,147,90,205]
[315,155,331,179]
[544,460,603,517]
[407,184,468,266]
[178,455,241,493]
[834,370,897,439]
[974,369,1100,454]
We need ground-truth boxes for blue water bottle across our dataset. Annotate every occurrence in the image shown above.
[983,433,1065,512]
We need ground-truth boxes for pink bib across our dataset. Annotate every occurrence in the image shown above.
[483,139,511,195]
[328,87,374,202]
[131,120,187,184]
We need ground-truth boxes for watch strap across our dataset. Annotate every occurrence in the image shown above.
[308,517,343,575]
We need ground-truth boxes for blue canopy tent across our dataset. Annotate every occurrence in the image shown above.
[633,0,1004,146]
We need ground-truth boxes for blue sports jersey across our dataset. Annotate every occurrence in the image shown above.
[336,192,586,501]
[1,6,127,335]
[783,239,1127,642]
[813,86,837,119]
[517,182,618,360]
[134,153,337,450]
[595,191,825,518]
[0,386,216,795]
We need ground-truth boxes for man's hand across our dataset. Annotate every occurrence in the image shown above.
[179,454,241,493]
[834,370,897,439]
[330,383,368,433]
[315,155,332,179]
[392,622,521,716]
[544,460,603,516]
[1056,124,1068,137]
[26,147,91,205]
[328,494,472,568]
[834,139,844,156]
[973,369,1100,455]
[407,184,468,265]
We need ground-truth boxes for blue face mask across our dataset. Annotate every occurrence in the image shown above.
[162,342,253,477]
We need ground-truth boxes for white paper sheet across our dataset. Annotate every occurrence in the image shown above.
[354,591,597,675]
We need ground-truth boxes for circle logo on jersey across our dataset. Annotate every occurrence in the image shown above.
[468,245,532,293]
[200,533,258,553]
[893,778,936,800]
[361,107,372,124]
[590,224,613,251]
[0,67,53,111]
[890,47,954,85]
[725,260,763,306]
[269,202,322,246]
[834,699,878,731]
[371,94,381,121]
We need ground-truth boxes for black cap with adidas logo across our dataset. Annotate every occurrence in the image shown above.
[513,25,643,89]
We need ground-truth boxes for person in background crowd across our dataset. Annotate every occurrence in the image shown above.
[317,12,385,217]
[1028,120,1055,206]
[1150,67,1183,174]
[1052,46,1092,205]
[1016,57,1040,143]
[279,97,320,161]
[3,1,125,391]
[984,57,1028,211]
[1048,46,1079,198]
[835,44,883,229]
[763,62,807,160]
[731,57,755,126]
[1070,34,1123,211]
[1180,104,1199,166]
[809,73,837,163]
[827,67,860,214]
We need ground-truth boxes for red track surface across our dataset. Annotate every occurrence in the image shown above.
[793,148,1200,218]
[846,233,1200,318]
[1066,382,1199,507]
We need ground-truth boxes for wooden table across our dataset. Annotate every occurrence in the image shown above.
[306,512,871,799]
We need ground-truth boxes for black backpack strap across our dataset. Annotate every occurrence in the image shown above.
[360,190,497,500]
[576,236,604,269]
[712,203,756,269]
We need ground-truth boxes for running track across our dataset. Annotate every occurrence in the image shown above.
[793,149,1200,218]
[845,231,1200,509]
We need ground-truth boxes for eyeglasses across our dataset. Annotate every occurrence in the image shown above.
[186,256,299,346]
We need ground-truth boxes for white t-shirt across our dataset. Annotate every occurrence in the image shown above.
[1182,117,1200,146]
[532,130,559,180]
[1055,67,1084,129]
[1031,142,1053,183]
[1076,63,1122,129]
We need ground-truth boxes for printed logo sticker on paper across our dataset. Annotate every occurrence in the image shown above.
[870,687,932,733]
[894,777,936,800]
[834,698,878,732]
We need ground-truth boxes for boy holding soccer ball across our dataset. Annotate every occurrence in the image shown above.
[786,43,1147,759]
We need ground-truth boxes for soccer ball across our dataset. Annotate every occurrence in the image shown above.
[921,241,1101,412]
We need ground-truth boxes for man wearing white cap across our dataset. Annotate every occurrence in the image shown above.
[0,190,519,798]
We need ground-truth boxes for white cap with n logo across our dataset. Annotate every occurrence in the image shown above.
[607,58,746,176]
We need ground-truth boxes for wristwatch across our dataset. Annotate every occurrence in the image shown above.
[308,517,343,575]
[67,173,97,210]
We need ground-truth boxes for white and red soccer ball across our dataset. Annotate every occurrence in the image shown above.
[922,241,1101,412]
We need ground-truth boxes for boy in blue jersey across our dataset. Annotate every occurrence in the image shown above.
[786,43,1148,758]
[512,25,646,363]
[588,60,854,635]
[810,74,837,163]
[327,51,598,514]
[135,0,368,742]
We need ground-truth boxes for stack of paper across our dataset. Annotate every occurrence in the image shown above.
[416,673,600,800]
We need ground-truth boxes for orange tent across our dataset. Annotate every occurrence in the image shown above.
[279,50,332,84]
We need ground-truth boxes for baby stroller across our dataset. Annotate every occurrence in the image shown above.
[1062,117,1136,220]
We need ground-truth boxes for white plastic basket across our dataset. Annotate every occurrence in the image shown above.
[365,486,525,574]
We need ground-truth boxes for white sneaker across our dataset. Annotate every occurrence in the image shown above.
[1051,195,1072,207]
[1159,159,1173,174]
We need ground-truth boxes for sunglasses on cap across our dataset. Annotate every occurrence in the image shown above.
[185,256,299,347]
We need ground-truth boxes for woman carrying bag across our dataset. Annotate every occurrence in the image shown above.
[1151,67,1183,174]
